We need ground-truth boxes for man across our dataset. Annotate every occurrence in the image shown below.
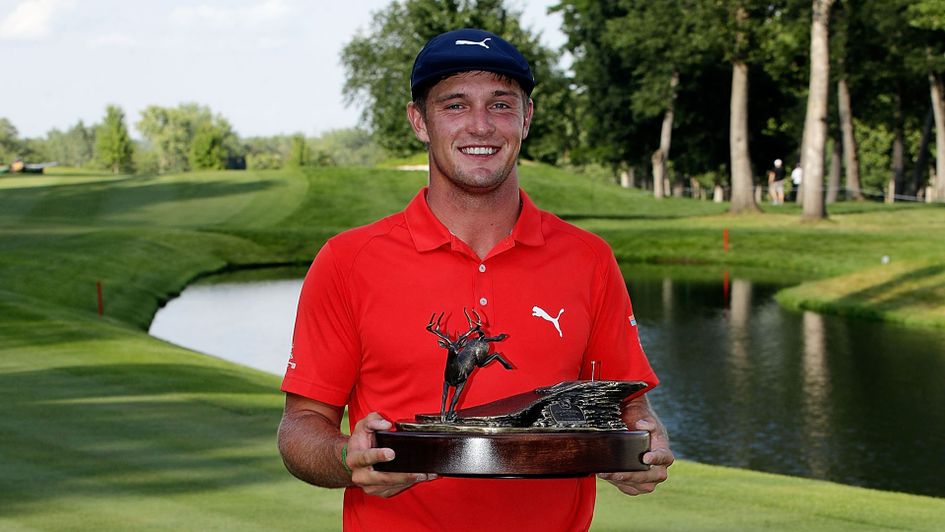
[769,159,786,205]
[278,28,673,531]
[790,162,803,203]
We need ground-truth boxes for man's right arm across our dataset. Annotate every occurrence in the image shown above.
[278,393,351,487]
[277,393,436,496]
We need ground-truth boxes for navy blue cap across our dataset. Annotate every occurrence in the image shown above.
[410,28,535,98]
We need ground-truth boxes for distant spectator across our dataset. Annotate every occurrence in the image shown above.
[769,159,785,204]
[790,163,803,202]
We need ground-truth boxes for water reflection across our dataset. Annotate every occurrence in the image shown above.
[629,274,945,498]
[149,279,302,376]
[150,273,945,497]
[800,311,831,477]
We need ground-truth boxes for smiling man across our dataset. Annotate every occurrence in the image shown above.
[278,28,673,531]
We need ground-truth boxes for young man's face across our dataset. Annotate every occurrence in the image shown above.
[407,71,533,194]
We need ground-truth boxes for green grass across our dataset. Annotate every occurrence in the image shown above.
[2,165,944,530]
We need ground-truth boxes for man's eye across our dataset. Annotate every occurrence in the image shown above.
[446,103,464,110]
[493,102,511,109]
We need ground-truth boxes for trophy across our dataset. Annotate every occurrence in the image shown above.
[374,309,651,478]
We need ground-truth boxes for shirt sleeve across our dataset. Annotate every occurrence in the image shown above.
[281,241,361,406]
[581,251,659,391]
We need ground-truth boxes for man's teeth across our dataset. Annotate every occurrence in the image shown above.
[461,147,497,155]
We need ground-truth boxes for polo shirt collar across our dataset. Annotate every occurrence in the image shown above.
[404,187,545,253]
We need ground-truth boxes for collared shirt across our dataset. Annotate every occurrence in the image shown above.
[283,187,657,532]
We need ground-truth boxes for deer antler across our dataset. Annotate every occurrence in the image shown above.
[464,308,483,329]
[455,308,483,343]
[426,312,451,343]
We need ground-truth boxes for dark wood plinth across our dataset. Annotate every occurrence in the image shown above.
[374,430,650,478]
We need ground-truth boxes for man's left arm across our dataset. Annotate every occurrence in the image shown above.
[598,394,674,495]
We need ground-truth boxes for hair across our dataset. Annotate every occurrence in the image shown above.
[412,72,530,119]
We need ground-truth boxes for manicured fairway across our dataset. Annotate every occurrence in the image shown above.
[1,167,943,530]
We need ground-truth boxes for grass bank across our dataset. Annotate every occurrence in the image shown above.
[2,166,944,530]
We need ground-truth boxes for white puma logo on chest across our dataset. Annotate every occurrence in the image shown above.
[532,306,564,338]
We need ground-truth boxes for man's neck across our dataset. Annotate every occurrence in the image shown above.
[426,179,521,260]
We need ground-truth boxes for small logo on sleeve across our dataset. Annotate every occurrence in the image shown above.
[628,314,637,327]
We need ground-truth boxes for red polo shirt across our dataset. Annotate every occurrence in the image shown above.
[283,187,658,531]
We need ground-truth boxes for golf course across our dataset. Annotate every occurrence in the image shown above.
[2,164,944,530]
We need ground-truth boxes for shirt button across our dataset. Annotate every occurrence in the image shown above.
[478,264,486,273]
[479,297,488,306]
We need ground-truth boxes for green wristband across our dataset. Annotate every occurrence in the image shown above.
[341,443,353,475]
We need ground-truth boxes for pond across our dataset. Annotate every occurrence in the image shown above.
[149,272,945,498]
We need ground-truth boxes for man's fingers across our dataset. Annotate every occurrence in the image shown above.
[348,446,395,468]
[354,412,393,434]
[349,412,393,450]
[642,448,675,467]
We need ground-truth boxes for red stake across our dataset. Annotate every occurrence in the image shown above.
[723,228,730,252]
[96,281,104,316]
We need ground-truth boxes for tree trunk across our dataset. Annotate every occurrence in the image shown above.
[837,77,863,200]
[651,72,679,199]
[931,72,945,202]
[651,151,665,198]
[827,138,841,204]
[801,0,834,220]
[889,92,905,203]
[911,108,934,198]
[619,166,636,188]
[729,61,757,213]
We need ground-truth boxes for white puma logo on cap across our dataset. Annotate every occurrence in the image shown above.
[455,37,492,49]
[532,306,564,338]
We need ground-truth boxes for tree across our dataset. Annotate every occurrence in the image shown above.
[312,128,385,166]
[341,0,573,163]
[845,1,931,200]
[286,133,309,168]
[95,105,135,174]
[832,3,863,200]
[44,121,96,167]
[556,0,655,173]
[800,0,835,220]
[727,4,760,213]
[604,0,706,198]
[189,121,227,170]
[0,118,28,164]
[905,0,945,202]
[137,103,238,174]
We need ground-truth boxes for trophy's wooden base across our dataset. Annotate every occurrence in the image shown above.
[374,430,650,478]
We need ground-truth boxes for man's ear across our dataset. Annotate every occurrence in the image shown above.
[522,98,534,139]
[406,102,430,143]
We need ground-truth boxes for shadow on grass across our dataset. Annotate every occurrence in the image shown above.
[0,363,286,516]
[0,175,281,225]
[834,263,945,320]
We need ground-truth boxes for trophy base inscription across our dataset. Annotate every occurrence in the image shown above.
[374,430,650,477]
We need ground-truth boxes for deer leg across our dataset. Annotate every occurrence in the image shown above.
[440,382,450,423]
[446,380,466,422]
[481,353,514,370]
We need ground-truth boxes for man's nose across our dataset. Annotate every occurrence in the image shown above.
[467,105,495,136]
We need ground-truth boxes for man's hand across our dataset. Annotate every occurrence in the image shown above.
[598,398,674,496]
[346,412,437,498]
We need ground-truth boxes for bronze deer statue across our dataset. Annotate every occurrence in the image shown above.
[426,309,513,422]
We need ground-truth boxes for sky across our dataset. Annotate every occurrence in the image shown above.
[1,0,566,140]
